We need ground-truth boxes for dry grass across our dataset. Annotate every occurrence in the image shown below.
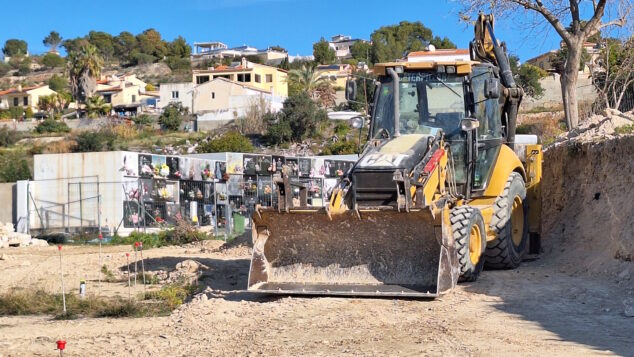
[0,281,199,319]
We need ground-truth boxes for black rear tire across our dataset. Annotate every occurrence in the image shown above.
[485,172,528,269]
[451,206,486,282]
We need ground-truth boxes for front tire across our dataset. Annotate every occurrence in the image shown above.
[451,206,486,282]
[485,172,528,269]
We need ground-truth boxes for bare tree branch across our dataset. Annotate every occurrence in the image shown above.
[582,0,608,37]
[570,0,581,33]
[509,0,572,42]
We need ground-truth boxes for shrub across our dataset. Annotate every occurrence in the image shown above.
[132,52,156,65]
[265,92,327,145]
[0,61,10,76]
[73,131,115,152]
[0,151,31,182]
[48,74,68,92]
[144,83,155,92]
[17,60,31,76]
[24,107,33,119]
[334,121,350,136]
[35,119,70,133]
[0,126,21,147]
[8,106,23,119]
[165,56,191,72]
[198,131,254,153]
[41,53,65,68]
[144,282,198,310]
[322,140,358,155]
[132,114,154,126]
[266,118,292,144]
[615,124,634,135]
[158,103,186,131]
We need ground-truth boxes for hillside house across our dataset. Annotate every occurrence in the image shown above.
[192,58,288,97]
[192,77,284,131]
[0,85,56,113]
[158,82,194,111]
[191,42,288,66]
[327,35,369,60]
[95,74,159,115]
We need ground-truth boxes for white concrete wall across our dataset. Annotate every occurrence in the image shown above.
[158,82,193,111]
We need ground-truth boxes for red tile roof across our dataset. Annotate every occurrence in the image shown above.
[0,84,46,96]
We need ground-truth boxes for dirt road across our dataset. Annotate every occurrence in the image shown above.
[0,241,632,357]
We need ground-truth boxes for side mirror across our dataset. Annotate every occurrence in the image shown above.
[345,80,357,101]
[484,78,500,99]
[461,118,479,131]
[350,116,364,129]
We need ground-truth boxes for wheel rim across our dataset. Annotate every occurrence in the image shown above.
[511,196,524,246]
[469,223,482,265]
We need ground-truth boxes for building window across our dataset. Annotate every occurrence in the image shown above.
[103,94,112,103]
[237,73,251,82]
[171,91,179,99]
[212,92,215,99]
[196,75,210,84]
[132,95,137,103]
[266,74,273,83]
[13,98,18,106]
[255,74,261,83]
[23,97,28,106]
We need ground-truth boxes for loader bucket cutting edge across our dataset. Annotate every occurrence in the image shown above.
[247,208,459,298]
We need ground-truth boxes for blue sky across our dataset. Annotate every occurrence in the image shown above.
[0,0,597,62]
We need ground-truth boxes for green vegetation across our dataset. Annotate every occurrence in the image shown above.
[615,124,634,135]
[266,92,328,145]
[0,126,21,147]
[43,31,62,52]
[47,74,68,92]
[41,53,65,68]
[111,219,210,248]
[35,119,70,133]
[144,282,199,310]
[0,281,198,319]
[313,37,336,65]
[198,131,254,153]
[370,21,456,63]
[0,151,31,182]
[2,39,28,57]
[158,102,188,131]
[0,61,11,76]
[73,131,114,152]
[85,95,111,118]
[509,55,548,98]
[8,106,24,119]
[132,114,154,126]
[322,140,358,155]
[68,43,103,103]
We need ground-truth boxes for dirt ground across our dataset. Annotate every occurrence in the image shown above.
[1,134,633,357]
[0,238,632,356]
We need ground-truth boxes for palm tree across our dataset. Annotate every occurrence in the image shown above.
[288,64,337,107]
[68,42,103,106]
[85,95,111,118]
[288,64,328,98]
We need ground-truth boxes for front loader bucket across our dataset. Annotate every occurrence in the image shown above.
[248,208,459,298]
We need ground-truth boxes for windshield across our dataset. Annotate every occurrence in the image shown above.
[372,72,466,139]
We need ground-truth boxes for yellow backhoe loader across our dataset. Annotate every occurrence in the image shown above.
[247,14,542,297]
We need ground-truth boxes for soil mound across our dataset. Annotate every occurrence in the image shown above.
[541,132,633,278]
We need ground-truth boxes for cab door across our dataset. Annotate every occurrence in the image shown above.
[470,66,504,192]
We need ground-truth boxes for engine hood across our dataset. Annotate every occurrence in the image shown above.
[356,134,433,171]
